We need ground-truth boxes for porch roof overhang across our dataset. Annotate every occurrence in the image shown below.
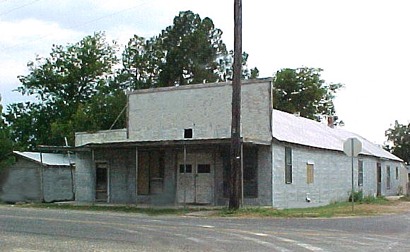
[75,137,271,151]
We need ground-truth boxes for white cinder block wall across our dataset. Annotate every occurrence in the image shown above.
[272,142,404,209]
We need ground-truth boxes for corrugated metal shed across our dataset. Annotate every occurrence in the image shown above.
[272,109,402,161]
[13,151,74,166]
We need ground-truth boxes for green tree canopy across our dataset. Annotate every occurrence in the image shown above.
[119,10,258,90]
[272,67,343,120]
[0,94,14,169]
[119,35,162,90]
[6,32,124,148]
[385,121,410,164]
[157,10,227,86]
[4,102,54,149]
[17,31,118,113]
[5,11,258,149]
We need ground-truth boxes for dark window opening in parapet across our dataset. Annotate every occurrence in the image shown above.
[184,128,193,139]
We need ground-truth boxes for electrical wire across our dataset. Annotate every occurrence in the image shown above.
[0,0,152,52]
[0,0,42,16]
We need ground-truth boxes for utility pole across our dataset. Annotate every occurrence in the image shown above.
[229,0,242,209]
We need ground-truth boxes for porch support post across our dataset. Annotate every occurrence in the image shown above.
[135,147,138,205]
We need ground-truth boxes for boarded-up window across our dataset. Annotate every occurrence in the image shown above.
[150,151,164,179]
[386,166,391,189]
[306,163,314,184]
[137,152,150,195]
[285,147,292,184]
[358,160,364,187]
[138,151,165,195]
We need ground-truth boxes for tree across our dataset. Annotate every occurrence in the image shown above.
[157,11,227,86]
[17,32,118,114]
[4,102,54,150]
[385,121,410,164]
[119,35,162,90]
[6,32,121,148]
[72,89,127,133]
[6,12,259,149]
[0,94,14,170]
[220,51,259,81]
[120,11,258,89]
[272,67,343,120]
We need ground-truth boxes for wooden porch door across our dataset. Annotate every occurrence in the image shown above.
[177,153,214,204]
[95,162,109,202]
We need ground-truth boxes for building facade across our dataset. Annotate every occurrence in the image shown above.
[74,79,406,208]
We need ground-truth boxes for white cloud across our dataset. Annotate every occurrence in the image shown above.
[0,17,84,106]
[0,17,86,50]
[0,0,409,144]
[94,0,149,12]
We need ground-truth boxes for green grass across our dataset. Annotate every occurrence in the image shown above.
[8,196,396,218]
[218,198,393,218]
[360,195,389,204]
[16,203,193,216]
[219,203,344,218]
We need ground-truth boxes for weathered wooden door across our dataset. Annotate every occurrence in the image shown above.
[95,162,108,202]
[177,163,195,203]
[194,152,213,204]
[177,153,213,204]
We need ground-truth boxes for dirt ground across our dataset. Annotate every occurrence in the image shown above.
[355,198,410,215]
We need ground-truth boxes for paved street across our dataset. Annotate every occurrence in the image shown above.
[1,205,410,251]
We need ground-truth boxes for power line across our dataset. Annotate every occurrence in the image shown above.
[0,0,152,52]
[65,0,151,31]
[0,0,42,16]
[0,0,12,4]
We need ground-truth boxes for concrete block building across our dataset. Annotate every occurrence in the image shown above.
[74,79,406,208]
[0,151,75,203]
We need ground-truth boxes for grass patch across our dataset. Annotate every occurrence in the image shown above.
[8,196,398,218]
[399,196,410,201]
[16,203,195,216]
[218,198,395,218]
[360,195,389,204]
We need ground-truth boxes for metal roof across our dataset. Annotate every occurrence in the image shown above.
[13,151,74,166]
[272,109,402,162]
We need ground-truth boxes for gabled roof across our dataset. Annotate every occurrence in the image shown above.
[272,109,402,162]
[13,151,74,166]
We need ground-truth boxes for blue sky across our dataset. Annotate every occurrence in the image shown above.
[0,0,409,144]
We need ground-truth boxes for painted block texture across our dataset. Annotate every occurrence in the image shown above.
[0,161,41,203]
[128,80,272,144]
[93,148,136,204]
[0,159,74,203]
[43,166,74,202]
[75,151,95,202]
[272,142,404,209]
[75,129,127,147]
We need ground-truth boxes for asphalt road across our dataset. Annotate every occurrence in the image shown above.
[0,205,409,251]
